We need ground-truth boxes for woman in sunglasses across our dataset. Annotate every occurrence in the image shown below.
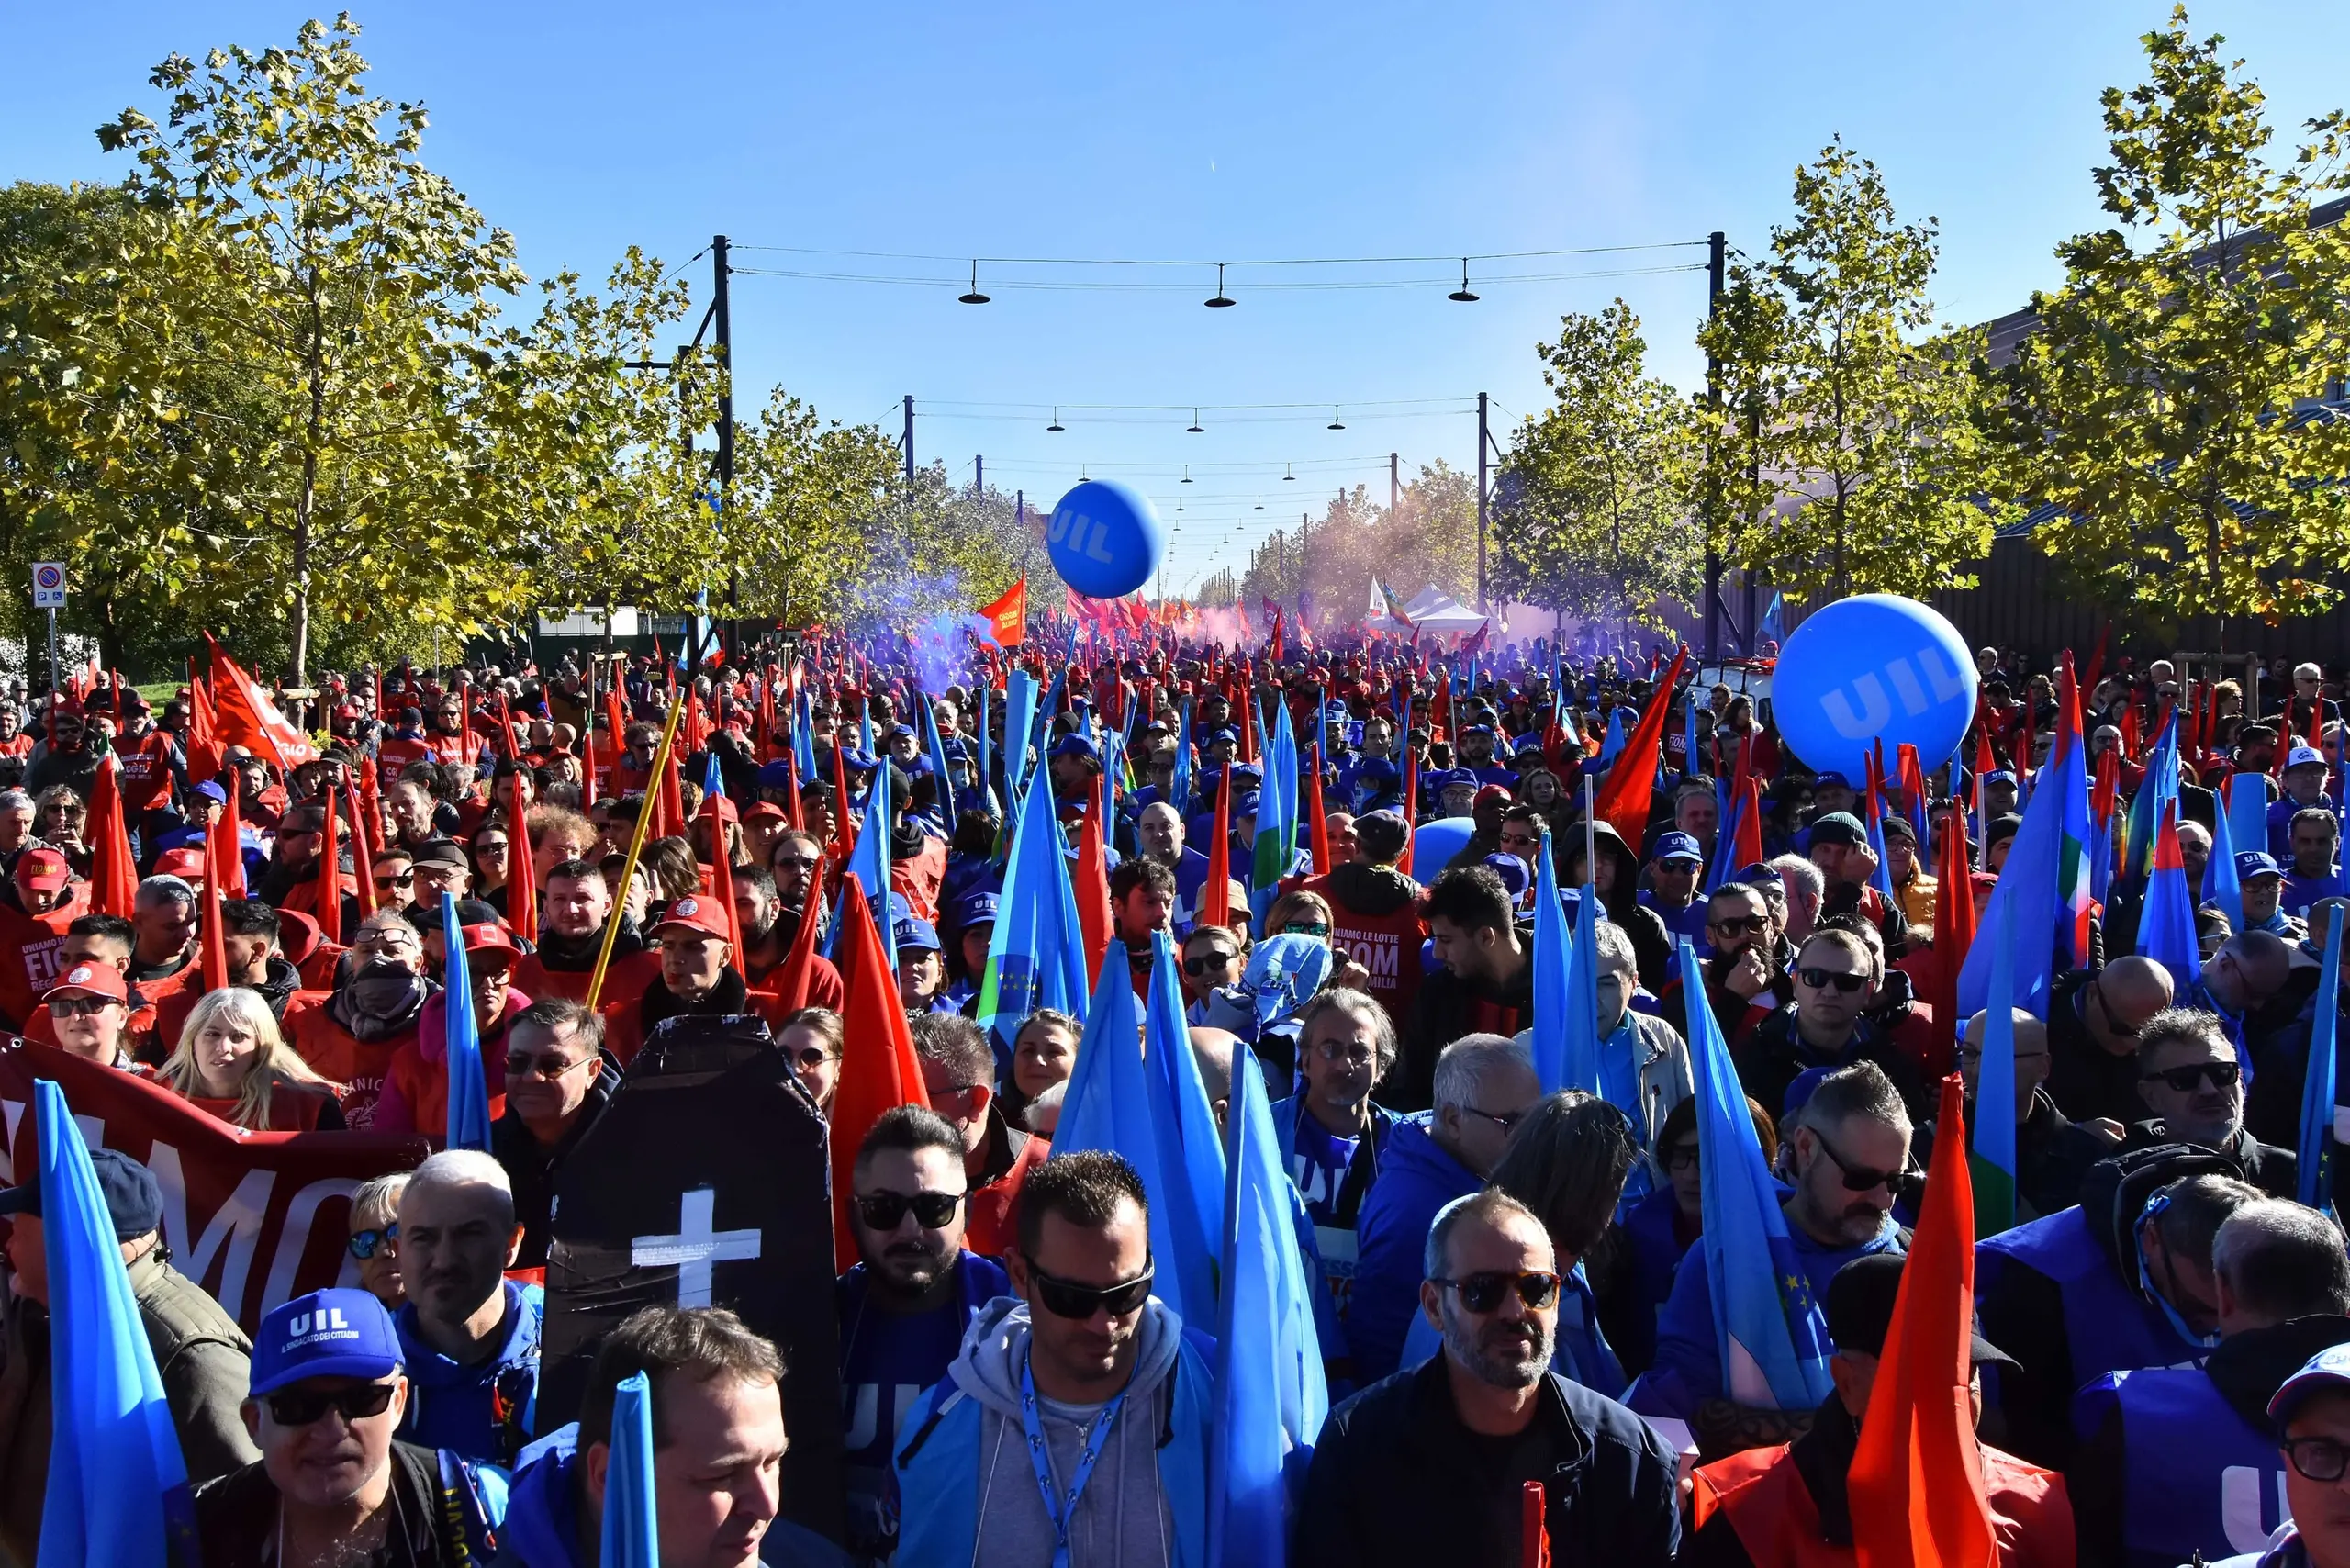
[158,987,344,1131]
[346,1172,411,1310]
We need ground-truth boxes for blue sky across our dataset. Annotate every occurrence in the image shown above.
[6,1,2346,598]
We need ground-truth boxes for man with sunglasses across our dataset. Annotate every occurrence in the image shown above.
[1733,930,1929,1129]
[492,999,620,1270]
[2047,954,2177,1127]
[2114,1007,2298,1198]
[193,1288,505,1566]
[2072,1200,2350,1568]
[0,1145,261,1562]
[894,1150,1216,1568]
[1662,880,1794,1048]
[1645,1063,1911,1453]
[837,1106,1007,1564]
[912,1013,1045,1260]
[1301,1189,1680,1568]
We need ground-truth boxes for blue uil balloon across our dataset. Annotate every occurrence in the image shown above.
[1047,479,1166,599]
[1770,594,1978,773]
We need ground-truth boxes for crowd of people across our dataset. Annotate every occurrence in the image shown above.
[3,631,2350,1568]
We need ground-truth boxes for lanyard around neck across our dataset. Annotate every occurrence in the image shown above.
[1017,1347,1129,1568]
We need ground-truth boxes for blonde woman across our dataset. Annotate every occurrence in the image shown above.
[160,987,346,1131]
[345,1171,408,1309]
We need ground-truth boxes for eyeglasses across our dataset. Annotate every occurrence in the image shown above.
[2143,1060,2241,1092]
[265,1382,398,1428]
[1460,1104,1523,1132]
[1026,1262,1156,1319]
[1796,966,1868,994]
[856,1190,965,1231]
[1431,1271,1561,1314]
[1183,950,1238,976]
[2090,980,2141,1040]
[506,1051,593,1081]
[1708,913,1767,936]
[47,995,118,1017]
[1662,1141,1700,1173]
[2288,1435,2350,1483]
[374,871,416,889]
[1812,1131,1907,1194]
[789,1045,838,1072]
[1283,921,1331,937]
[1313,1038,1375,1067]
[346,1223,397,1260]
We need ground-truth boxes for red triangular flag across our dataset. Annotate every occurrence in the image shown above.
[767,871,827,1012]
[828,872,933,1265]
[203,633,319,769]
[1076,772,1112,982]
[1202,767,1233,932]
[313,783,342,946]
[1590,646,1690,850]
[217,774,249,902]
[87,756,138,919]
[700,796,743,980]
[1849,1074,1998,1568]
[346,783,378,920]
[1308,740,1332,874]
[508,796,538,945]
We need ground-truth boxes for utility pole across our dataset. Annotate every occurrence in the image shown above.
[1704,230,1726,662]
[1476,392,1490,613]
[712,235,734,665]
[974,454,982,496]
[1390,452,1399,515]
[902,396,914,485]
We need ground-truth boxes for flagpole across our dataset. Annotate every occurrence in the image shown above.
[586,694,688,1008]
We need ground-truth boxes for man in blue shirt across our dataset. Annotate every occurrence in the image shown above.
[2282,808,2347,923]
[393,1149,543,1469]
[837,1105,1009,1564]
[1639,832,1711,949]
[2238,852,2308,939]
[1637,1060,1908,1454]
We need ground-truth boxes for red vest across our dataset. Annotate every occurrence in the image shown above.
[1303,871,1428,1034]
[1691,1439,2076,1568]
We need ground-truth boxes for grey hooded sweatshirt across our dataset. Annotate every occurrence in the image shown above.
[949,1294,1182,1566]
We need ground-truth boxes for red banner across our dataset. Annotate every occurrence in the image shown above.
[979,577,1027,648]
[0,1037,427,1334]
[205,633,320,770]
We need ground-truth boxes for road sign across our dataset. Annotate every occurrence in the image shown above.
[30,563,65,610]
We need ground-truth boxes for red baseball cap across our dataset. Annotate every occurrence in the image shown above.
[648,894,731,943]
[15,848,72,891]
[742,801,789,823]
[152,847,207,882]
[42,962,128,1004]
[459,922,520,964]
[698,794,741,824]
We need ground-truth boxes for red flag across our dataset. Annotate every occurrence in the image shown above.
[827,872,932,1264]
[86,756,138,920]
[1849,1074,1998,1568]
[653,731,687,842]
[203,633,319,770]
[1926,789,1977,1049]
[767,871,827,1012]
[700,796,743,980]
[1307,741,1332,874]
[217,774,249,901]
[1202,768,1234,933]
[1589,646,1690,850]
[198,822,230,994]
[508,795,538,946]
[312,783,342,946]
[1521,1480,1551,1568]
[1076,772,1113,982]
[186,659,225,782]
[346,784,377,921]
[831,739,856,859]
[2079,622,2109,706]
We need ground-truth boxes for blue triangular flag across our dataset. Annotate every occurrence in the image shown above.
[442,890,493,1151]
[599,1372,659,1568]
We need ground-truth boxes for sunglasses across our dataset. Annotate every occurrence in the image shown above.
[1283,921,1331,937]
[1796,966,1868,994]
[1027,1262,1156,1319]
[856,1190,965,1231]
[789,1045,837,1072]
[1432,1270,1561,1314]
[346,1222,397,1260]
[47,995,118,1017]
[1183,950,1238,976]
[266,1382,398,1428]
[1708,914,1767,936]
[375,871,416,888]
[2143,1060,2241,1092]
[1813,1132,1906,1193]
[506,1051,592,1080]
[772,856,820,873]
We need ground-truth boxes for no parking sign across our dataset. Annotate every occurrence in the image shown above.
[30,563,65,610]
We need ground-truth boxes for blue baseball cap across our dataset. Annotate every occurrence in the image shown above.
[251,1288,403,1395]
[1050,734,1101,764]
[1203,725,1241,745]
[1482,853,1530,898]
[1812,771,1852,790]
[194,779,229,805]
[949,890,1000,930]
[2236,850,2284,882]
[1431,767,1479,792]
[1235,790,1262,817]
[755,759,799,790]
[0,1146,163,1240]
[892,915,942,954]
[1984,770,2018,788]
[1654,831,1705,865]
[2271,1343,2350,1431]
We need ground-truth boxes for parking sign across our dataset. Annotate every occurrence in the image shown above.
[30,563,65,610]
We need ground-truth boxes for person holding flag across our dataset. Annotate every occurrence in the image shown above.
[194,1288,509,1565]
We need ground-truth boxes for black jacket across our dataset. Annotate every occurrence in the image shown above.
[2118,1119,2298,1199]
[1393,941,1534,1114]
[1731,1004,1930,1126]
[1297,1354,1679,1568]
[196,1439,492,1567]
[2044,968,2145,1127]
[492,1054,621,1268]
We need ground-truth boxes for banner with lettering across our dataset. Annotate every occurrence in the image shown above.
[0,1037,427,1334]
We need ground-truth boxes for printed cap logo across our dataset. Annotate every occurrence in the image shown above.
[65,966,93,985]
[676,897,698,917]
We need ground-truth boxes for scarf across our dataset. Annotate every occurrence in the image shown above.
[638,965,750,1036]
[327,958,433,1043]
[534,913,646,972]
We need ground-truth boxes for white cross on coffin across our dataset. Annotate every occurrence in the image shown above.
[630,1187,762,1308]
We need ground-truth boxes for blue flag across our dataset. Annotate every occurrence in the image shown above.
[1958,718,2079,1024]
[1684,690,1701,784]
[2122,708,2182,891]
[849,756,896,972]
[1598,706,1632,768]
[441,891,493,1151]
[975,683,992,814]
[1562,873,1605,1099]
[1144,928,1230,1295]
[1172,697,1195,818]
[792,683,817,787]
[1529,827,1573,1092]
[1250,700,1300,935]
[2210,777,2252,935]
[1973,895,2020,1234]
[920,687,956,821]
[30,1079,197,1568]
[1758,591,1785,650]
[1680,937,1837,1409]
[1002,670,1039,808]
[1055,943,1216,1327]
[2134,805,2204,996]
[699,745,726,803]
[975,756,1091,1056]
[599,1372,659,1568]
[2301,914,2343,1214]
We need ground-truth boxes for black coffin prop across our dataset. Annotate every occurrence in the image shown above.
[537,1014,842,1542]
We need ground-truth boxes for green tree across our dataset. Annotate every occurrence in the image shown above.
[1983,7,2350,627]
[1695,140,2006,603]
[1493,300,1698,628]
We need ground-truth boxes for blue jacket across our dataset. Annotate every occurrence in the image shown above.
[1635,1199,1903,1420]
[396,1279,543,1468]
[1343,1113,1480,1383]
[1617,1186,1695,1375]
[891,1297,1216,1568]
[491,1424,851,1568]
